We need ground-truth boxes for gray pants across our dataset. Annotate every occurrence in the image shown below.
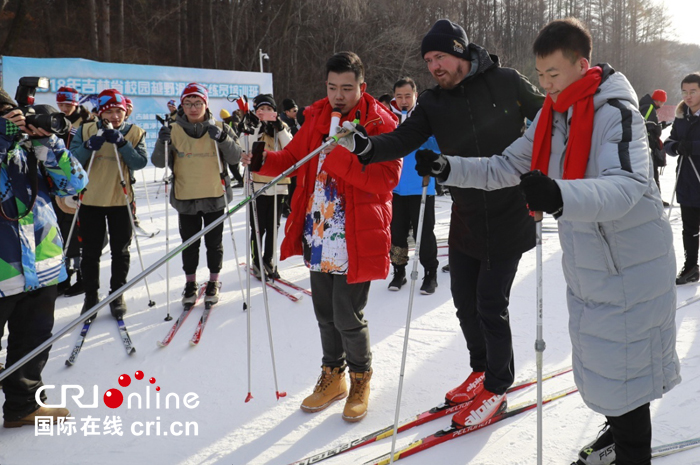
[309,271,372,372]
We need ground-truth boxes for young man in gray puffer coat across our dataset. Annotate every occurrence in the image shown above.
[414,18,680,465]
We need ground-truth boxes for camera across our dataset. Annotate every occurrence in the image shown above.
[13,76,70,136]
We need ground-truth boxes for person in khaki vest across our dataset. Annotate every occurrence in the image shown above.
[69,89,148,319]
[151,83,241,307]
[243,94,292,280]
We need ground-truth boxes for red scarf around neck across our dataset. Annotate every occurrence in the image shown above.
[530,66,603,180]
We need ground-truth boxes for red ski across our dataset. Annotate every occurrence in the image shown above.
[157,285,205,347]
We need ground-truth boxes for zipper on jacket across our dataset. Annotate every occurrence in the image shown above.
[595,223,619,275]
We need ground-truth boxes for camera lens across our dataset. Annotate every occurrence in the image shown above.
[25,113,70,136]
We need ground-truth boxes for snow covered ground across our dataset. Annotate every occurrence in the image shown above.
[2,149,700,465]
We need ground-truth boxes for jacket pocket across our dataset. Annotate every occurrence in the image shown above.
[594,224,619,275]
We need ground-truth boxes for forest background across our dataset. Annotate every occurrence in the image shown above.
[1,0,699,110]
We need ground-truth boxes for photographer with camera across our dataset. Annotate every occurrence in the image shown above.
[0,85,88,428]
[69,89,148,319]
[242,94,293,280]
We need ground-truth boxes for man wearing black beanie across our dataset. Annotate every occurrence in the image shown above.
[337,18,544,428]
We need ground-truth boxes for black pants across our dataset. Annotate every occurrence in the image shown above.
[179,210,224,275]
[0,286,56,421]
[250,195,283,266]
[449,248,521,395]
[606,403,652,465]
[229,163,244,183]
[309,272,372,372]
[390,194,438,270]
[680,205,700,267]
[79,205,133,294]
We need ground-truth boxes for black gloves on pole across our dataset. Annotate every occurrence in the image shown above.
[519,170,563,216]
[415,150,451,182]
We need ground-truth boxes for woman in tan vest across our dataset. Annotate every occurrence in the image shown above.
[244,94,292,280]
[151,83,241,308]
[69,89,148,319]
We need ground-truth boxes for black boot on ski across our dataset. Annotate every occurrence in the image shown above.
[441,263,450,273]
[81,291,100,322]
[420,268,438,295]
[388,265,407,291]
[204,281,221,306]
[574,423,615,465]
[109,293,127,319]
[182,282,199,307]
[676,264,699,285]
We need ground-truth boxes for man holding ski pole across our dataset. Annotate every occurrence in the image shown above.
[336,19,544,428]
[409,18,678,465]
[242,51,401,423]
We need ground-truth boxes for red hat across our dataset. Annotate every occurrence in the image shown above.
[56,87,80,106]
[97,89,128,115]
[181,83,209,106]
[651,89,667,103]
[125,97,133,109]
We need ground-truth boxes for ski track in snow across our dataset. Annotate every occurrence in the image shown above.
[2,148,699,465]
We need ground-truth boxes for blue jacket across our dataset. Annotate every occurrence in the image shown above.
[664,102,700,207]
[393,136,439,196]
[0,119,88,297]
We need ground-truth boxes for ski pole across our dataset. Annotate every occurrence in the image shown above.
[0,130,353,385]
[211,127,247,311]
[667,156,682,220]
[389,173,430,464]
[534,209,545,465]
[63,131,104,255]
[140,169,154,222]
[272,129,280,275]
[156,115,173,321]
[108,123,156,308]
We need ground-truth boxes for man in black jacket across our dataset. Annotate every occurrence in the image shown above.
[337,19,544,427]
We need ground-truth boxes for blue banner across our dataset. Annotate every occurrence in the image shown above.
[1,56,273,153]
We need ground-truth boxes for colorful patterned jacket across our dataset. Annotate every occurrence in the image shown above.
[0,119,88,297]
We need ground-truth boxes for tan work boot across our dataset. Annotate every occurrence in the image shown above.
[4,406,70,428]
[342,368,373,422]
[300,366,348,413]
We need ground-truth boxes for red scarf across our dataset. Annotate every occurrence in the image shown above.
[530,67,602,180]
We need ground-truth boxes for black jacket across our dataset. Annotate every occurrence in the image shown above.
[368,44,544,261]
[665,103,700,207]
[639,93,665,167]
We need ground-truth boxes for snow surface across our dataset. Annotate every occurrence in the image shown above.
[2,150,700,465]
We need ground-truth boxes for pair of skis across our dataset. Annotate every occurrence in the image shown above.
[158,284,218,347]
[66,315,135,366]
[240,263,311,303]
[290,366,574,465]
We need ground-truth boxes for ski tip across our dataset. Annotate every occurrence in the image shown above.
[293,293,303,302]
[245,393,253,403]
[157,341,168,348]
[189,340,198,347]
[164,314,173,321]
[276,391,287,400]
[65,360,73,367]
[128,348,136,355]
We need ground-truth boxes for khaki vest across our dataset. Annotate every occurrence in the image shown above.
[252,131,290,185]
[81,122,145,207]
[171,122,224,200]
[70,116,84,130]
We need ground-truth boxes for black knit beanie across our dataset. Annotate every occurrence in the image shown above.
[253,93,277,111]
[421,19,469,59]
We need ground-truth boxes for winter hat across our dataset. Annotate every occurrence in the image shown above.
[167,99,176,107]
[0,87,16,110]
[254,94,276,111]
[125,97,133,109]
[56,87,80,106]
[97,89,128,115]
[652,89,667,103]
[282,98,297,112]
[421,19,469,59]
[181,83,209,106]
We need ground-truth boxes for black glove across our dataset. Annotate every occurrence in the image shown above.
[271,117,284,132]
[84,134,106,151]
[103,129,127,148]
[660,120,672,129]
[677,141,693,157]
[158,125,171,143]
[207,124,226,142]
[519,170,563,215]
[415,149,450,181]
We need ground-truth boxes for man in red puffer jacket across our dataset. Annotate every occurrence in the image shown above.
[243,51,400,423]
